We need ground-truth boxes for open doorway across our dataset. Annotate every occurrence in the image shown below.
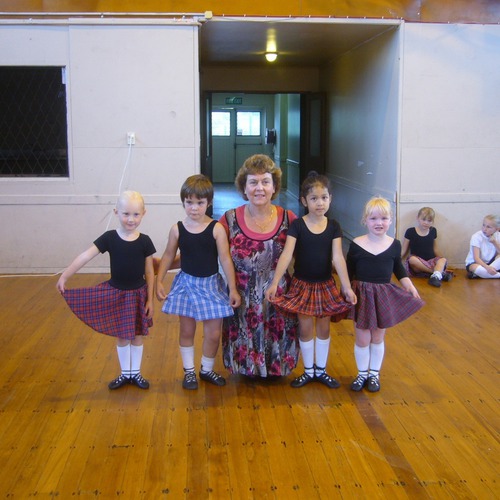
[199,18,402,238]
[211,102,273,183]
[202,91,327,219]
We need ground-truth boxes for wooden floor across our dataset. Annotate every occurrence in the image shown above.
[0,271,498,499]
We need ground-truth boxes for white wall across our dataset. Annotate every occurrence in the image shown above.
[0,20,201,273]
[399,23,500,268]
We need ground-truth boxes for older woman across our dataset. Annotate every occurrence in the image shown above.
[219,154,299,377]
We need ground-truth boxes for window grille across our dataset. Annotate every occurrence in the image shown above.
[0,66,69,177]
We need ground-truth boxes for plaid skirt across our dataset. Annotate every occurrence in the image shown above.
[271,276,352,319]
[162,271,235,321]
[63,281,152,339]
[350,280,424,330]
[405,255,446,277]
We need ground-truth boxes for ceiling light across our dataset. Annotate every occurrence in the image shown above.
[265,52,278,62]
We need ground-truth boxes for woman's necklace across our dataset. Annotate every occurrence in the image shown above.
[247,205,275,232]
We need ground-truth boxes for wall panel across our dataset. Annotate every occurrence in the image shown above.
[398,23,500,267]
[322,27,402,241]
[0,21,200,273]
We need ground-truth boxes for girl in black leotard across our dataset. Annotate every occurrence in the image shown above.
[266,172,356,389]
[346,196,424,393]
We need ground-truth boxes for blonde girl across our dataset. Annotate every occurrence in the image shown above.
[346,197,424,392]
[465,214,500,279]
[401,206,453,287]
[57,191,155,390]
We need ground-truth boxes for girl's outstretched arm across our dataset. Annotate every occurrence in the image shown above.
[214,222,241,308]
[154,253,181,274]
[400,277,421,299]
[155,224,180,301]
[331,238,357,305]
[144,255,155,319]
[264,235,297,301]
[432,237,444,259]
[56,245,101,294]
[401,237,410,259]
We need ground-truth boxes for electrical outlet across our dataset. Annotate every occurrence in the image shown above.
[127,132,135,145]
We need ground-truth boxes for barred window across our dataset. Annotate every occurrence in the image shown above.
[0,66,69,177]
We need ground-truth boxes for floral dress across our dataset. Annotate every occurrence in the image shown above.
[220,205,299,377]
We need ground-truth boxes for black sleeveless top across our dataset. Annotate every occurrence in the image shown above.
[178,220,218,277]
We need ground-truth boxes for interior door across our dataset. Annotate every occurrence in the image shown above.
[300,93,326,182]
[211,108,235,182]
[200,92,212,180]
[211,106,266,182]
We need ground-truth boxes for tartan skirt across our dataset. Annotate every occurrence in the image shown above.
[350,280,424,330]
[271,276,352,319]
[405,255,446,277]
[162,271,235,321]
[63,281,152,339]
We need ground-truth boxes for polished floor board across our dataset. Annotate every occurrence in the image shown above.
[0,272,498,498]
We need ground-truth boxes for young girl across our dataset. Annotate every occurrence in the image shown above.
[265,172,357,388]
[347,196,424,393]
[57,191,156,390]
[401,206,453,287]
[156,174,241,390]
[465,214,500,279]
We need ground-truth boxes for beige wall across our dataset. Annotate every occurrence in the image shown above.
[398,23,500,268]
[322,22,500,268]
[0,20,200,273]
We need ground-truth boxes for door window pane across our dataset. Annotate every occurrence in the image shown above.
[212,111,231,136]
[236,111,261,136]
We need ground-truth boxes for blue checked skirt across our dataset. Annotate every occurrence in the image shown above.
[271,276,352,320]
[350,280,424,330]
[162,271,235,321]
[63,281,152,339]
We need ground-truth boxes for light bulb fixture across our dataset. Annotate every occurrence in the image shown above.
[265,52,278,63]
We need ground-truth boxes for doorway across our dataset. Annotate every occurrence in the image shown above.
[211,105,268,183]
[207,93,277,183]
[203,91,324,218]
[199,18,402,239]
[202,91,328,219]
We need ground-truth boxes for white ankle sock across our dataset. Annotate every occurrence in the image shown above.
[354,344,370,372]
[117,344,131,377]
[369,342,385,372]
[315,337,331,374]
[473,265,500,279]
[200,355,215,373]
[299,339,315,375]
[180,345,195,371]
[130,344,143,377]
